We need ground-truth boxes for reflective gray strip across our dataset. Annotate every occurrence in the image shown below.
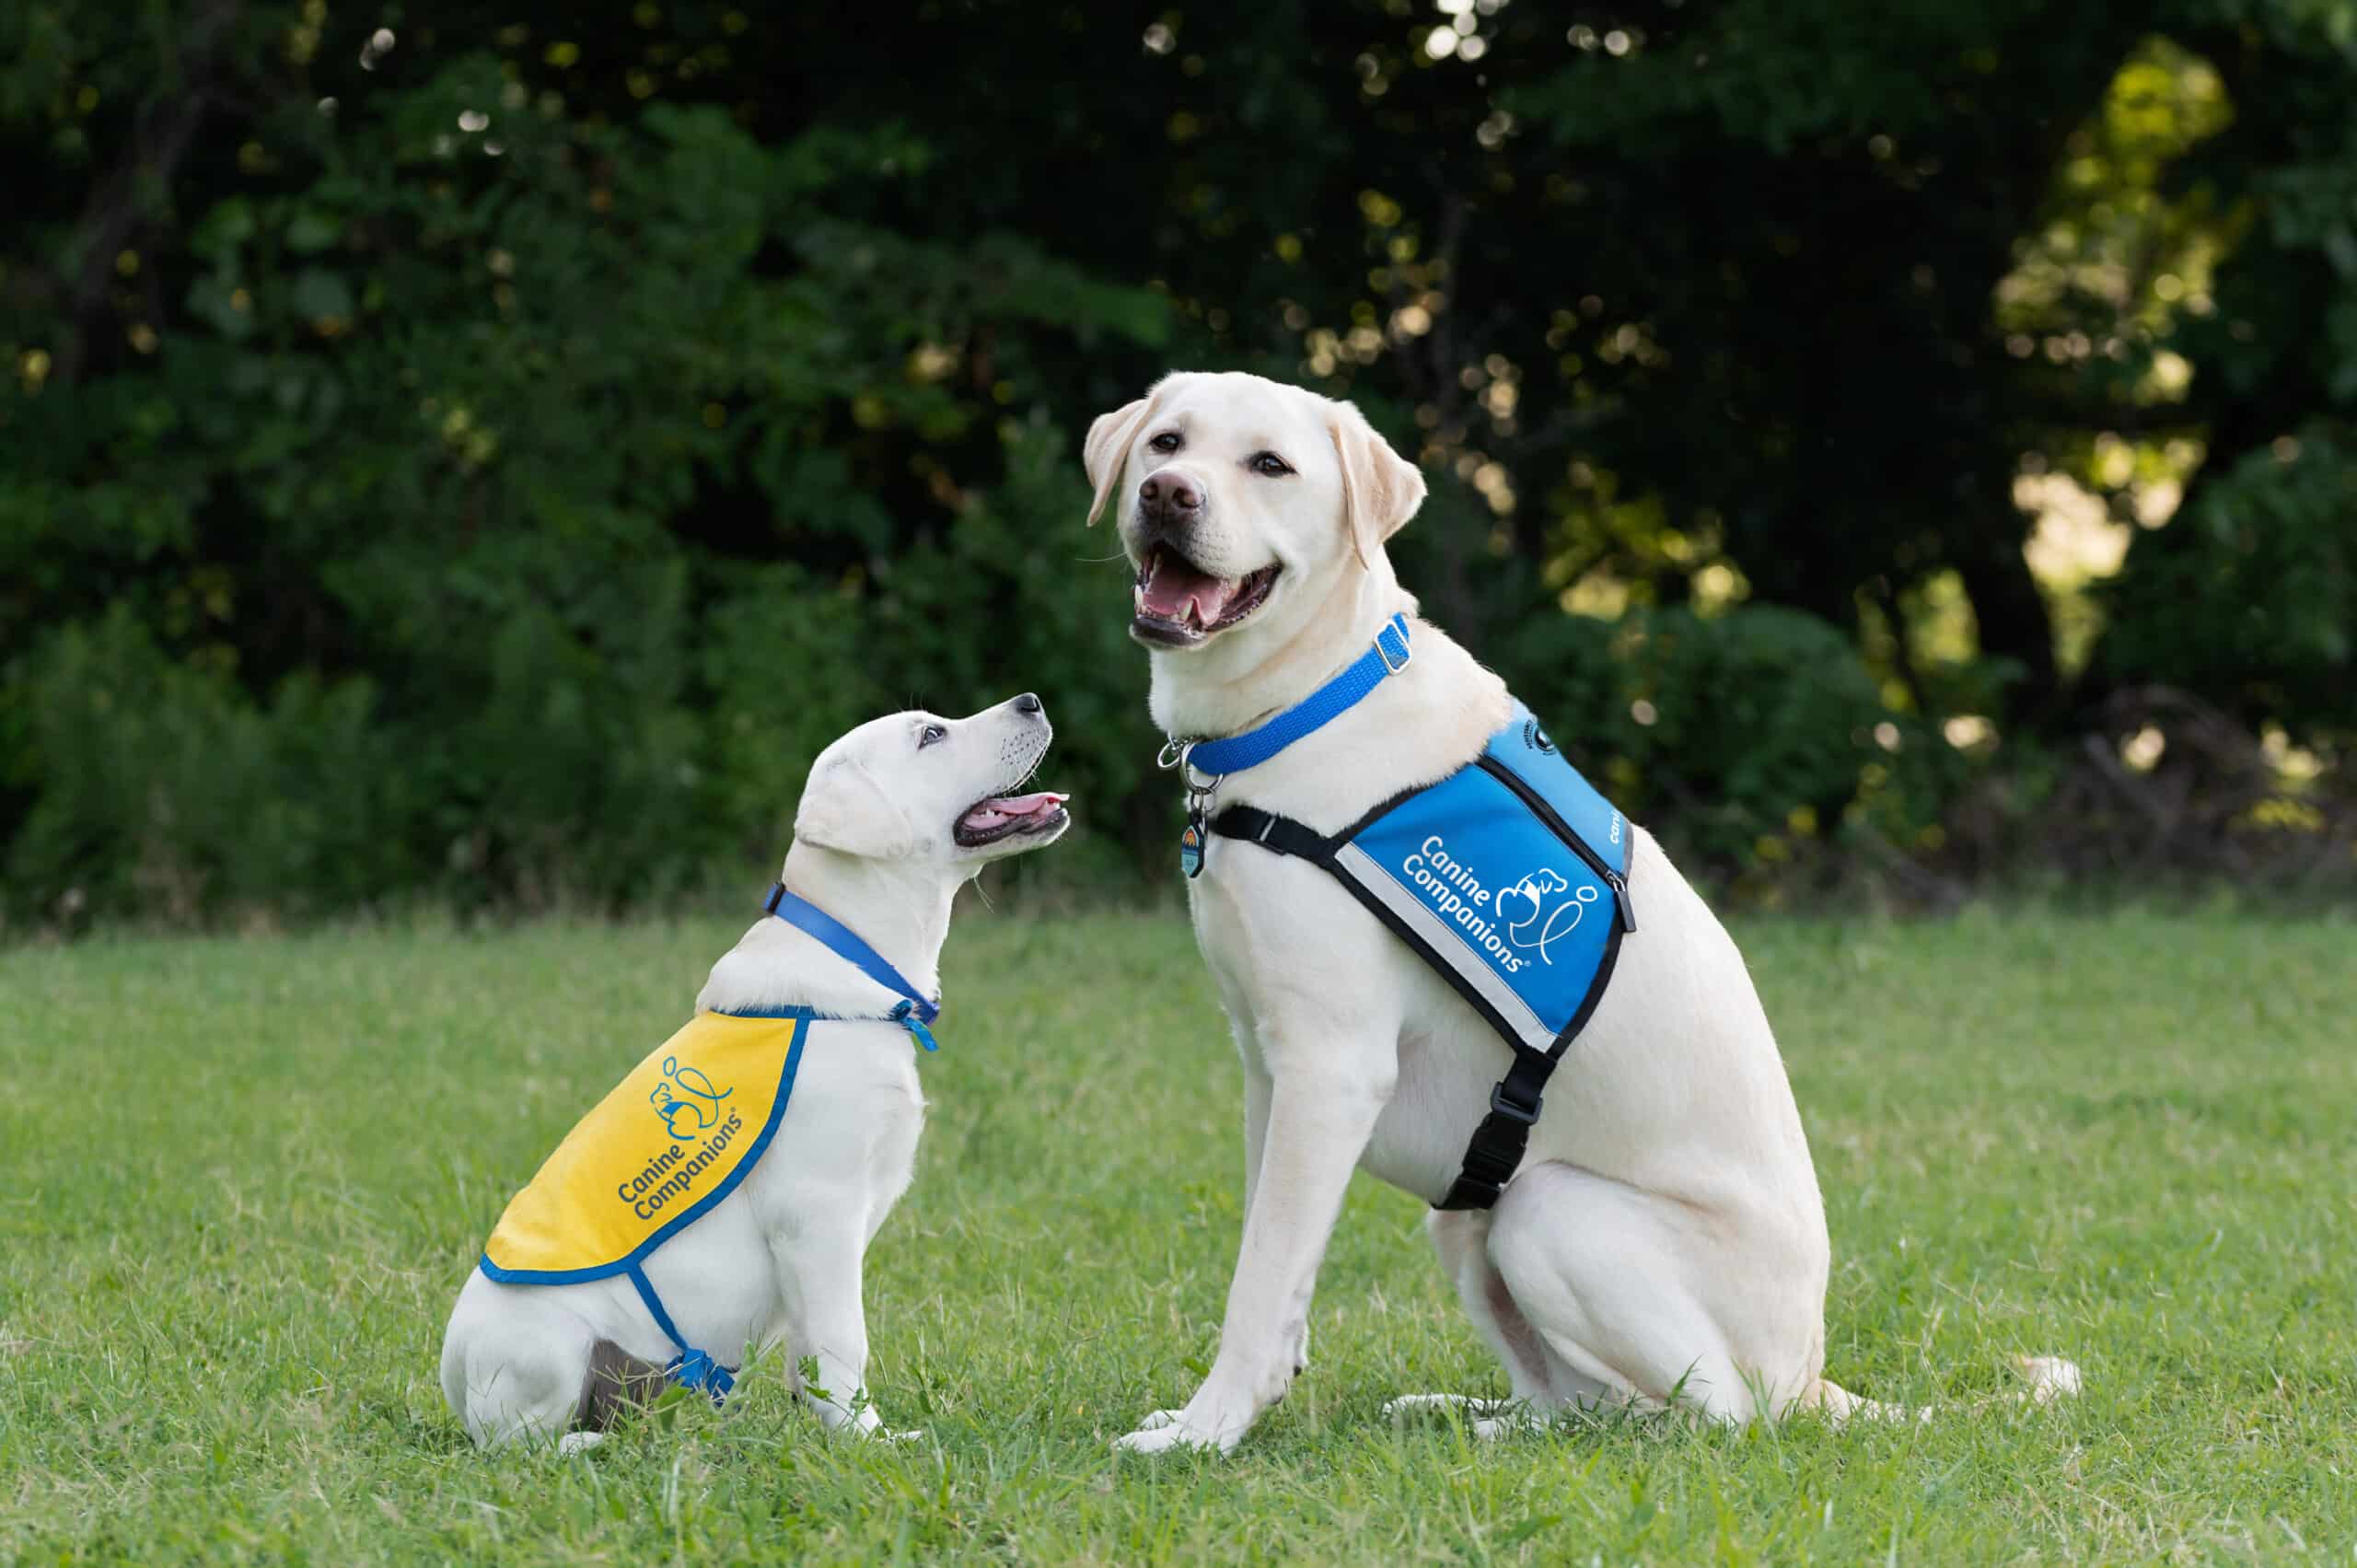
[1333,842,1556,1052]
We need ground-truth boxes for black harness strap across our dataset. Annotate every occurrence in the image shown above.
[1207,805,1329,861]
[1445,1048,1556,1210]
[1209,805,1605,1212]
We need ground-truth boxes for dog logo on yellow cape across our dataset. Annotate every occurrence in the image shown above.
[480,1011,807,1283]
[650,1056,733,1141]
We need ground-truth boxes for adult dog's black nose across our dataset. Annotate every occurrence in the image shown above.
[1137,467,1202,524]
[1013,691,1043,716]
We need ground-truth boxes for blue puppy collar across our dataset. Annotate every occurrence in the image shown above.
[761,883,941,1048]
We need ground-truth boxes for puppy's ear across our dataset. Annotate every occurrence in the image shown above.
[1328,400,1428,568]
[1083,395,1155,527]
[792,757,919,860]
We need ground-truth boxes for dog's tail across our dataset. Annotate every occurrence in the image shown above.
[1803,1354,2083,1425]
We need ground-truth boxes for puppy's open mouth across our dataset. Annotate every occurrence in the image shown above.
[953,791,1071,848]
[1132,545,1282,648]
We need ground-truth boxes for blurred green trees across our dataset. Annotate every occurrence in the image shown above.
[3,0,2351,923]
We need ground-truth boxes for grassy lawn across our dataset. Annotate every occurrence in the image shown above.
[1,904,2351,1562]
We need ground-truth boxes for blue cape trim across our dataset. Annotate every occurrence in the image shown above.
[762,884,941,1026]
[725,997,936,1052]
[1182,614,1411,778]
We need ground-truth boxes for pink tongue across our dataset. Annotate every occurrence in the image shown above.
[962,792,1068,829]
[984,792,1062,817]
[1141,559,1237,624]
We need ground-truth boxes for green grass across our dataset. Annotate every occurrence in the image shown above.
[2,906,2352,1563]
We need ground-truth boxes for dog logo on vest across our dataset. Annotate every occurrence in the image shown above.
[649,1056,734,1142]
[1522,718,1556,756]
[1496,868,1598,964]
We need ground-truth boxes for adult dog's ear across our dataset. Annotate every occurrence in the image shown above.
[1083,395,1155,527]
[792,757,919,859]
[1329,400,1428,568]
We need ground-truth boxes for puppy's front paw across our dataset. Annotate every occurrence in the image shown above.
[1114,1414,1237,1456]
[2014,1354,2084,1404]
[837,1408,925,1445]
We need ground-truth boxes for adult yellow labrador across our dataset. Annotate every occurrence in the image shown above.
[1085,370,2077,1453]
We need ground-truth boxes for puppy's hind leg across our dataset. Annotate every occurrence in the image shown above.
[549,1338,683,1453]
[441,1276,601,1452]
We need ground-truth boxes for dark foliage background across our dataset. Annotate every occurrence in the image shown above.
[4,0,2351,925]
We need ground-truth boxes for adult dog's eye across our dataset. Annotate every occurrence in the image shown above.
[918,724,947,749]
[1248,452,1293,477]
[1148,431,1183,454]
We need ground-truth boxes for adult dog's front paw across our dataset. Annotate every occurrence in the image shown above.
[1113,1412,1239,1456]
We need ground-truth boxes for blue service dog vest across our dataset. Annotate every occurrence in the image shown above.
[1211,701,1634,1210]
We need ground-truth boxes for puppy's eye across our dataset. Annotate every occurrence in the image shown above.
[1248,452,1293,477]
[918,724,947,749]
[1148,431,1183,454]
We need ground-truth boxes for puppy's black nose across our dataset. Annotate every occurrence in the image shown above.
[1137,467,1202,522]
[1013,691,1043,716]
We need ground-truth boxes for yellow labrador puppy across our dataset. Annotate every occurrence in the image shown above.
[442,697,1068,1451]
[1084,371,2076,1453]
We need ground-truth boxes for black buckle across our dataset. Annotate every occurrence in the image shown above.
[1489,1080,1541,1125]
[1436,1176,1503,1211]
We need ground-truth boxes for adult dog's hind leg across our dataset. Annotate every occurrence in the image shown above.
[1384,1208,1609,1437]
[1486,1161,1804,1423]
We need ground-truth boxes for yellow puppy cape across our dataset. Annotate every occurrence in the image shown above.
[470,885,942,1402]
[479,1009,810,1285]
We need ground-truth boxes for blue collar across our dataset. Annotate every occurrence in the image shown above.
[1177,613,1411,780]
[760,883,941,1050]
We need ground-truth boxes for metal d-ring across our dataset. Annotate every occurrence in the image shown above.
[1159,737,1221,814]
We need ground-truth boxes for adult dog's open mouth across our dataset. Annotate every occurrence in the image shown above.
[953,791,1070,848]
[1132,544,1282,648]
